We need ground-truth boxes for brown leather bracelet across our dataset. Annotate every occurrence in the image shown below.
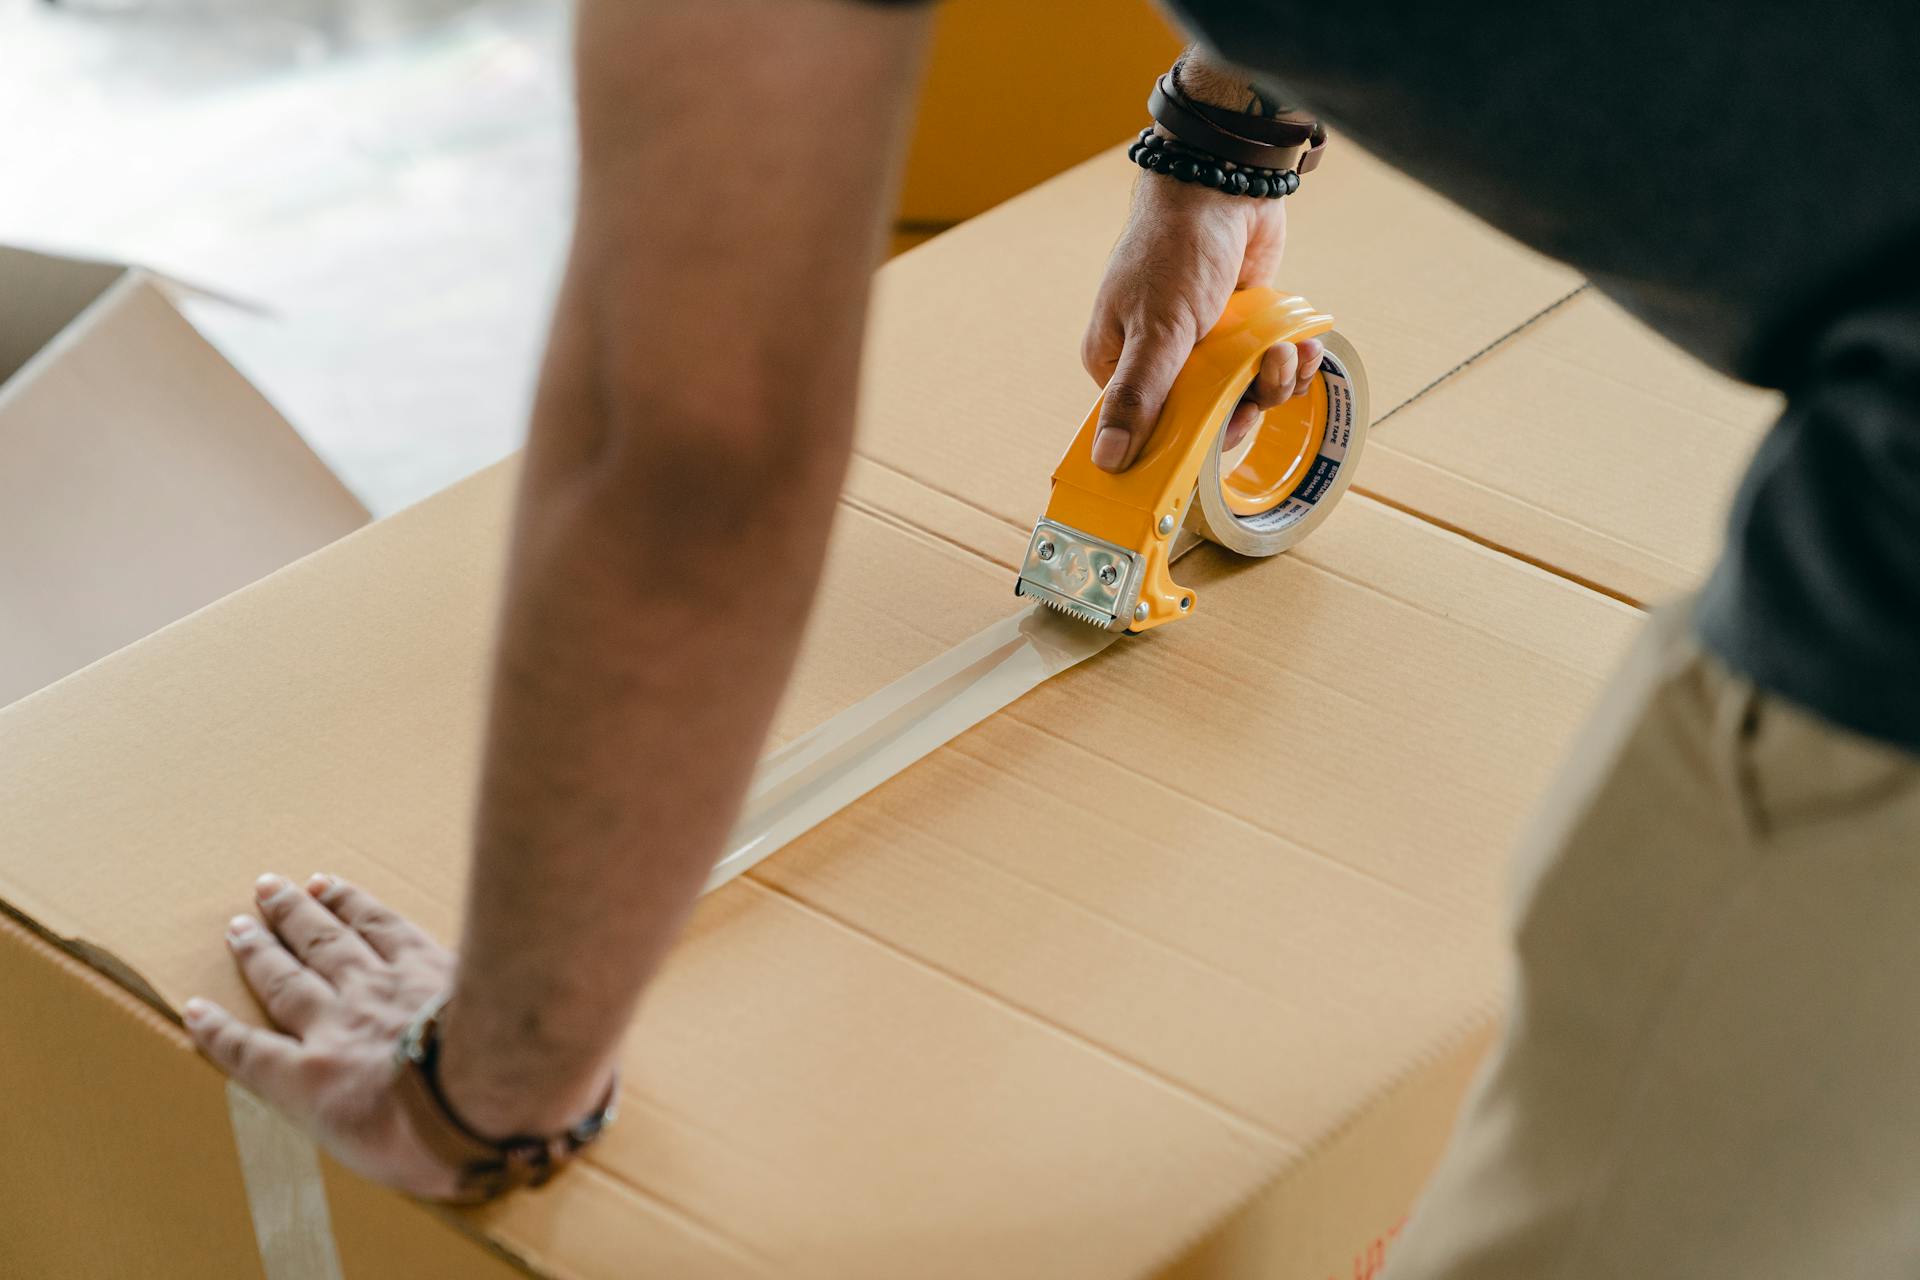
[1148,73,1325,174]
[1170,62,1319,148]
[393,993,619,1204]
[1178,86,1329,174]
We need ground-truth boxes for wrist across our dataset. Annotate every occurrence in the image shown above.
[434,1007,619,1141]
[1136,154,1259,217]
[392,993,619,1203]
[1130,127,1302,203]
[1138,55,1325,191]
[1175,48,1314,125]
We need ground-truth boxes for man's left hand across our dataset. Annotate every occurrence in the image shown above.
[184,873,464,1200]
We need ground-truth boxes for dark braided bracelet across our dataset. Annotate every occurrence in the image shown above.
[1127,129,1300,199]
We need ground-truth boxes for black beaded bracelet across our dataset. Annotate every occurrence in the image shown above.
[1127,129,1300,199]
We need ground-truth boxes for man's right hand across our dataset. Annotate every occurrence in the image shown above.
[1081,139,1321,473]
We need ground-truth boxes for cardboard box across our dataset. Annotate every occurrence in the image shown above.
[0,150,1640,1278]
[0,246,368,708]
[897,0,1182,227]
[1360,289,1781,606]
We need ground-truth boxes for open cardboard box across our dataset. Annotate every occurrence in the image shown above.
[0,245,368,708]
[0,149,1666,1278]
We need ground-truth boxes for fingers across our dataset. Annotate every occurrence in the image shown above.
[183,998,302,1106]
[1246,339,1324,413]
[254,873,379,984]
[1291,338,1324,401]
[1080,312,1123,384]
[1093,323,1194,472]
[306,874,434,963]
[1249,342,1301,411]
[226,915,332,1033]
[1227,337,1327,450]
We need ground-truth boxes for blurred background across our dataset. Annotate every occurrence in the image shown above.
[0,0,1178,514]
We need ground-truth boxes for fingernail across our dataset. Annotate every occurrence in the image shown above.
[227,915,256,940]
[254,873,288,901]
[183,998,212,1024]
[306,872,335,896]
[1091,426,1129,470]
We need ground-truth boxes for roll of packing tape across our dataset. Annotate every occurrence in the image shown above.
[707,310,1372,898]
[1190,330,1370,557]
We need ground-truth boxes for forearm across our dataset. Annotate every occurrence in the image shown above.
[439,0,930,1135]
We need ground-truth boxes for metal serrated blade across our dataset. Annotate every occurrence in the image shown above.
[1013,519,1141,632]
[1016,580,1122,630]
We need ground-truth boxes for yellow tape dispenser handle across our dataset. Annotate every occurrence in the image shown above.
[1016,287,1370,633]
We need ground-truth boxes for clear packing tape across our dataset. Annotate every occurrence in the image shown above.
[230,302,1370,1277]
[708,604,1122,893]
[711,303,1370,891]
[228,1082,347,1280]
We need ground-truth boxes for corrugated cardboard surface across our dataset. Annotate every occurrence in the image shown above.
[0,910,267,1280]
[1361,288,1779,606]
[0,247,368,707]
[0,911,529,1280]
[0,144,1646,1277]
[0,484,1636,1279]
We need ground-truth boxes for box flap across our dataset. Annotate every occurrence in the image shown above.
[0,245,127,386]
[0,269,368,707]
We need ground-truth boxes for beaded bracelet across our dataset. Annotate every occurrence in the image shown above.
[1127,129,1300,199]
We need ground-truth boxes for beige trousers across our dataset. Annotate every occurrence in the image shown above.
[1387,601,1920,1278]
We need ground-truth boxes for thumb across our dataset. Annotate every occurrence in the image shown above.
[1092,322,1195,472]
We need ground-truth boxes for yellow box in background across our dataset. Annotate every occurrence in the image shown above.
[896,0,1181,233]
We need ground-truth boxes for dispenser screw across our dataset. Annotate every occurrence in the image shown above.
[1098,564,1119,586]
[1133,602,1150,623]
[1157,513,1176,537]
[1036,540,1056,562]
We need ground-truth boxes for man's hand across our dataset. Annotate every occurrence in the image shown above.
[1082,82,1323,474]
[184,873,465,1201]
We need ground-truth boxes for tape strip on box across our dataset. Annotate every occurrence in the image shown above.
[708,603,1122,893]
[227,1082,346,1280]
[223,329,1371,1272]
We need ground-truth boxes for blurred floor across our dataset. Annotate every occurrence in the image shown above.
[0,0,576,514]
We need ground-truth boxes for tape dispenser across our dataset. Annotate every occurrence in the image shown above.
[1015,288,1370,633]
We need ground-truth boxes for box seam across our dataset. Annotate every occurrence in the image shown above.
[852,452,1026,536]
[837,488,1015,576]
[1357,441,1699,581]
[1352,484,1648,610]
[736,875,1296,1154]
[1372,282,1592,428]
[990,706,1450,913]
[1358,281,1670,612]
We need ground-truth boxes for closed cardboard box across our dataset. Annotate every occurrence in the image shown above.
[0,148,1649,1277]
